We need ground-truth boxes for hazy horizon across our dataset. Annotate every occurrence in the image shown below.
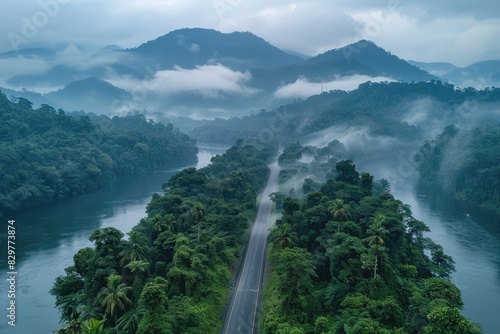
[1,0,500,66]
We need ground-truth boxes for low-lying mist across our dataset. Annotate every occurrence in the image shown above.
[274,75,394,99]
[402,97,500,139]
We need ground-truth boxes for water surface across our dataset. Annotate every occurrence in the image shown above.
[0,148,223,333]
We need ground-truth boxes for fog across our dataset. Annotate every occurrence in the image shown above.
[107,64,258,98]
[274,75,393,99]
[0,56,52,91]
[287,94,500,194]
[435,130,471,192]
[303,125,398,154]
[403,97,500,139]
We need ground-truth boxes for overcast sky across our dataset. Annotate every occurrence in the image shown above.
[1,0,499,66]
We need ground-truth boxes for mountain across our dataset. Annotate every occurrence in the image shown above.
[283,49,312,60]
[7,64,86,87]
[45,77,131,114]
[407,60,458,77]
[442,60,500,87]
[6,57,142,89]
[409,59,500,88]
[250,40,437,91]
[0,47,56,60]
[98,44,122,53]
[1,30,441,116]
[189,81,500,145]
[0,87,63,109]
[303,40,432,80]
[129,27,304,70]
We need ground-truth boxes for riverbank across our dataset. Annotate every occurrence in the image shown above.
[0,148,222,334]
[416,182,500,227]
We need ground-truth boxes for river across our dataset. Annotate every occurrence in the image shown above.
[371,163,500,334]
[1,148,499,333]
[0,147,225,334]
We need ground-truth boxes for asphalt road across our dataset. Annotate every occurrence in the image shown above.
[221,162,280,334]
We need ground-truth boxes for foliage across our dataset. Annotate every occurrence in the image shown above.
[261,160,479,333]
[52,141,276,333]
[423,307,473,334]
[416,123,500,216]
[0,92,198,216]
[191,81,500,145]
[278,142,304,166]
[81,318,113,334]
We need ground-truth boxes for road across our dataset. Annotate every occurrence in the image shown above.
[221,162,280,334]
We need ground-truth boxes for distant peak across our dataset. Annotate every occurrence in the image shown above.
[99,44,122,53]
[345,40,383,51]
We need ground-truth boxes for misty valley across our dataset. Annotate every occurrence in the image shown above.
[1,27,500,334]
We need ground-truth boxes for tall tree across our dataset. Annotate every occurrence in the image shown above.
[116,306,146,334]
[274,248,317,322]
[335,160,359,184]
[364,213,389,278]
[119,231,150,267]
[97,274,133,328]
[329,199,350,232]
[270,224,299,250]
[136,278,171,334]
[124,260,150,301]
[191,202,205,243]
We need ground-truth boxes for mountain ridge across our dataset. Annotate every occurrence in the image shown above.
[129,27,304,70]
[0,28,444,116]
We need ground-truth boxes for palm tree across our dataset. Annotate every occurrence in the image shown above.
[329,199,350,232]
[81,318,112,334]
[125,260,150,300]
[116,305,146,333]
[150,214,175,237]
[97,274,133,328]
[364,213,389,278]
[125,260,150,280]
[164,213,176,232]
[55,293,81,322]
[119,231,150,267]
[191,202,204,243]
[270,224,299,250]
[150,214,166,236]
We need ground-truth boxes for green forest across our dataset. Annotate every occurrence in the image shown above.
[262,157,482,334]
[189,81,500,145]
[0,92,198,216]
[416,123,500,216]
[51,141,276,333]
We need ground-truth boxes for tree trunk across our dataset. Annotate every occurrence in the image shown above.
[373,254,378,278]
[197,221,200,243]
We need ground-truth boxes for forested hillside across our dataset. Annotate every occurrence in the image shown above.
[51,142,276,333]
[416,123,500,216]
[0,92,198,216]
[263,159,481,333]
[191,81,500,145]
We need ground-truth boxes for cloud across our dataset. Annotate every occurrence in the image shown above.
[0,56,52,89]
[108,64,257,98]
[344,4,500,66]
[53,44,130,72]
[218,1,362,55]
[274,75,393,99]
[333,0,500,21]
[1,0,499,69]
[303,124,397,152]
